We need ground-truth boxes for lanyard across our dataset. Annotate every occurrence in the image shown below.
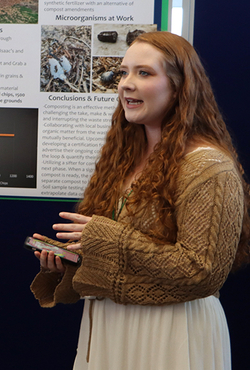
[112,189,133,221]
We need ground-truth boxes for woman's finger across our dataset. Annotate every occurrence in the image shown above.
[67,242,81,250]
[55,231,82,240]
[46,251,65,273]
[33,233,45,241]
[39,249,49,269]
[54,256,66,273]
[58,212,92,224]
[34,251,41,260]
[52,223,85,232]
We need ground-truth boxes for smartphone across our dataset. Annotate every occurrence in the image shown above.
[24,236,82,265]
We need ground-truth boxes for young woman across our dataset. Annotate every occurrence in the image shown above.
[31,31,250,370]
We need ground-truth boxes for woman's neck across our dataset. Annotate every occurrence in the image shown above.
[122,127,161,193]
[144,125,162,155]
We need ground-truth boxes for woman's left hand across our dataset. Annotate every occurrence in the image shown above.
[52,212,92,250]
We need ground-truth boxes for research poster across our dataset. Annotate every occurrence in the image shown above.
[0,0,158,199]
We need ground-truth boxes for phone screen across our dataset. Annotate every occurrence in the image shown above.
[24,236,81,264]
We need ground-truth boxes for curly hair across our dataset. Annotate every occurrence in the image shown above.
[77,31,250,271]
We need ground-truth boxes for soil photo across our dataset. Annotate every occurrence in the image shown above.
[0,0,38,23]
[92,56,122,93]
[40,25,92,93]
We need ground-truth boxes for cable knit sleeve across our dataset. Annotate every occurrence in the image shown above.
[72,151,244,305]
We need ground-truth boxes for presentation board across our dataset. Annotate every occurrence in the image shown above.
[0,0,167,199]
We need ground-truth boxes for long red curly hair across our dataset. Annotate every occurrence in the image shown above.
[77,31,250,271]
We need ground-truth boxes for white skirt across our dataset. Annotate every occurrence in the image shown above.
[73,296,231,370]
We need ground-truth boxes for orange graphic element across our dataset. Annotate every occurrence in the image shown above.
[0,134,15,137]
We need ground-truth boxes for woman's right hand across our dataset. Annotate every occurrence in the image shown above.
[33,233,66,274]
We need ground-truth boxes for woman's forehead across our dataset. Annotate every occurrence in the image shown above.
[122,42,166,68]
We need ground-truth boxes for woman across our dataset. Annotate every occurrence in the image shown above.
[31,32,250,370]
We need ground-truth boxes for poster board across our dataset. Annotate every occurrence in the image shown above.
[0,0,167,200]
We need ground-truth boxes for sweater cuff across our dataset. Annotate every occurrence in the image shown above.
[81,214,128,264]
[74,215,129,302]
[30,264,80,307]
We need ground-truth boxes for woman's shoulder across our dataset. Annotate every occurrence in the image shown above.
[177,145,240,195]
[184,141,227,158]
[183,145,234,170]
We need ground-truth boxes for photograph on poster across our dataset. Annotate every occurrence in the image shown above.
[0,0,38,24]
[92,56,123,93]
[40,25,91,93]
[92,23,157,93]
[0,107,38,188]
[93,23,157,56]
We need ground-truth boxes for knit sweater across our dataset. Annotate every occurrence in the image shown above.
[31,148,244,307]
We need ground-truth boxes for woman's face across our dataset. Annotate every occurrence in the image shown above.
[118,42,174,129]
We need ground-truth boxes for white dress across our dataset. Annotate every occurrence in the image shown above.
[73,295,231,370]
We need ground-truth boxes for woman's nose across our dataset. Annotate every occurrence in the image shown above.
[119,74,135,91]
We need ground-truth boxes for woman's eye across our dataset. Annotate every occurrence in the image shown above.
[119,70,127,77]
[139,70,149,76]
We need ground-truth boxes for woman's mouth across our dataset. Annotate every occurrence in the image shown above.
[125,98,143,106]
